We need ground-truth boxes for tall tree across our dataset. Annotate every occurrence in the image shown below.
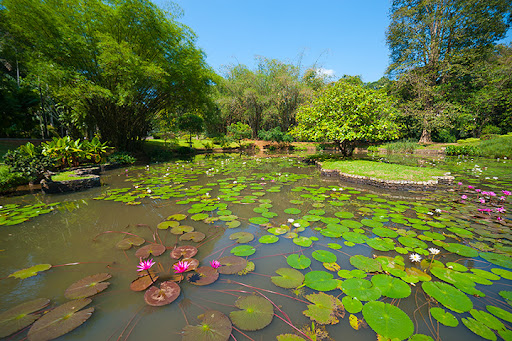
[1,0,215,150]
[387,0,512,142]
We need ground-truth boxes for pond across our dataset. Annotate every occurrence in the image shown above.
[1,153,511,341]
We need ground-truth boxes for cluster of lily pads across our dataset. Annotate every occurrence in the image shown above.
[1,155,512,341]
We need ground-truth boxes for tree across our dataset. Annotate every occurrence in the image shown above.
[290,79,401,156]
[386,0,512,142]
[178,113,203,146]
[1,0,215,150]
[227,122,251,146]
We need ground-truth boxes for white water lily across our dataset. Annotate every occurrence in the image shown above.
[409,253,422,262]
[293,222,301,228]
[428,248,440,255]
[287,218,295,223]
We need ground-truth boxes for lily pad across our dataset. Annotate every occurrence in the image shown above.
[286,254,311,270]
[430,307,458,327]
[276,334,305,341]
[170,245,198,259]
[180,232,206,243]
[372,227,398,238]
[157,220,179,230]
[187,267,219,286]
[229,295,274,331]
[9,264,52,280]
[191,213,209,221]
[366,237,396,251]
[440,242,478,257]
[259,235,279,244]
[303,292,344,325]
[0,298,50,338]
[491,268,512,280]
[64,273,112,299]
[422,281,473,313]
[229,232,254,243]
[284,208,301,214]
[304,271,339,291]
[144,281,181,306]
[293,236,313,247]
[362,301,414,340]
[371,274,411,299]
[182,310,232,341]
[171,225,195,235]
[342,296,363,314]
[341,278,381,301]
[486,305,512,323]
[462,317,497,341]
[349,255,382,273]
[27,298,94,341]
[230,245,256,256]
[312,250,337,263]
[470,309,505,331]
[130,273,158,291]
[136,244,166,259]
[248,217,269,225]
[217,256,247,274]
[167,213,187,221]
[480,252,512,269]
[116,236,145,250]
[271,268,304,289]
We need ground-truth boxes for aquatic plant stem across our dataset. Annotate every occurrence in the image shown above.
[231,326,255,341]
[221,280,310,305]
[146,269,155,283]
[274,314,314,341]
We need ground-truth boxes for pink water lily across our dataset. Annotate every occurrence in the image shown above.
[210,260,221,269]
[173,260,190,274]
[137,258,155,272]
[503,190,512,196]
[461,195,467,200]
[468,185,474,189]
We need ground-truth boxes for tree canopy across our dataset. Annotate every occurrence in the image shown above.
[290,79,401,156]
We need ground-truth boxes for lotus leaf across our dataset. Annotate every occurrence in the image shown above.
[226,220,241,228]
[328,243,342,250]
[486,305,512,323]
[230,245,256,256]
[187,266,219,286]
[9,264,52,280]
[271,268,304,288]
[430,267,476,287]
[157,220,179,230]
[180,232,206,243]
[312,250,337,263]
[259,235,279,244]
[218,256,247,274]
[284,208,301,214]
[335,212,354,219]
[171,225,195,235]
[286,254,311,270]
[446,262,468,272]
[304,271,339,291]
[116,236,145,250]
[229,295,274,331]
[491,268,512,280]
[249,217,269,225]
[480,252,512,269]
[349,255,382,273]
[371,274,410,299]
[341,278,381,301]
[191,213,209,221]
[462,317,497,341]
[293,236,313,247]
[167,213,187,221]
[372,227,398,238]
[471,269,501,281]
[303,292,344,325]
[0,298,50,338]
[366,237,396,251]
[27,298,94,341]
[362,301,414,340]
[422,281,473,313]
[181,310,232,341]
[170,245,198,259]
[470,309,505,331]
[64,273,112,299]
[340,220,363,229]
[229,232,254,243]
[430,307,458,327]
[144,281,181,306]
[342,296,362,314]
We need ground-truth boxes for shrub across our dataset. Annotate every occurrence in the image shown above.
[479,135,512,158]
[367,145,380,152]
[481,125,501,135]
[227,122,252,145]
[258,127,294,142]
[107,152,136,165]
[480,134,499,141]
[0,165,31,192]
[3,145,54,181]
[457,137,480,144]
[213,135,230,148]
[445,145,481,156]
[201,141,214,150]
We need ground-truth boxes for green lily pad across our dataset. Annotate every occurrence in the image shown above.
[471,269,500,281]
[446,262,468,272]
[226,220,241,228]
[27,298,94,341]
[9,264,52,279]
[341,220,363,229]
[371,274,411,299]
[229,232,254,243]
[284,208,301,214]
[230,245,256,257]
[157,220,180,230]
[342,296,363,314]
[0,298,50,338]
[191,213,209,221]
[335,211,354,219]
[229,295,274,331]
[440,243,478,257]
[303,292,344,325]
[167,213,187,221]
[64,273,112,299]
[430,267,476,288]
[286,254,311,270]
[372,227,398,238]
[480,252,512,269]
[461,317,497,341]
[366,237,396,251]
[486,305,512,323]
[362,301,414,340]
[422,281,473,313]
[430,307,458,327]
[312,250,337,263]
[398,236,427,249]
[116,236,145,250]
[181,310,232,341]
[349,255,382,273]
[217,256,247,275]
[249,217,270,225]
[271,268,304,289]
[361,219,383,228]
[341,278,381,301]
[491,268,512,280]
[276,334,305,341]
[171,225,195,235]
[259,235,279,244]
[304,271,339,291]
[342,231,368,244]
[293,236,313,247]
[470,309,505,331]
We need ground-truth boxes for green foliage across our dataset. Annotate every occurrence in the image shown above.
[41,137,109,168]
[383,139,419,153]
[290,79,400,156]
[0,165,31,192]
[445,145,481,156]
[479,135,512,158]
[3,144,53,180]
[178,113,204,146]
[258,127,293,142]
[107,152,136,165]
[367,145,380,152]
[227,122,252,145]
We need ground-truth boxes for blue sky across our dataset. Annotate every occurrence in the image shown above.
[154,0,510,83]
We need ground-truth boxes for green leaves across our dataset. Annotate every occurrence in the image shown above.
[362,301,414,340]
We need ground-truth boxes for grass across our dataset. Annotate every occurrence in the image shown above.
[321,160,447,182]
[52,171,94,182]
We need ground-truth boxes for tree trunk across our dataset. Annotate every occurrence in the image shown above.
[338,140,355,157]
[419,128,432,143]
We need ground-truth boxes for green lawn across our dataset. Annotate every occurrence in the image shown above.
[147,138,239,149]
[321,160,447,182]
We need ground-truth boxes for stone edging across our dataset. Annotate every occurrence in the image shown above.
[313,161,454,191]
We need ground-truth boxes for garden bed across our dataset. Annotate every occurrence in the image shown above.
[41,170,101,194]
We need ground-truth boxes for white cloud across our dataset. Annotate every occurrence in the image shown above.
[316,68,335,77]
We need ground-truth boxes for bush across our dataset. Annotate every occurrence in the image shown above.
[0,165,31,192]
[481,125,501,135]
[201,141,214,150]
[367,145,380,152]
[3,145,54,181]
[315,143,336,151]
[107,152,136,165]
[479,135,512,158]
[258,127,293,142]
[480,134,499,141]
[445,145,481,156]
[213,135,230,148]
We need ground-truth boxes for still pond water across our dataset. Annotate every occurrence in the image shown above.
[1,153,511,341]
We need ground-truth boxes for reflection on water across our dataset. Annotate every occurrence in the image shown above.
[0,153,510,341]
